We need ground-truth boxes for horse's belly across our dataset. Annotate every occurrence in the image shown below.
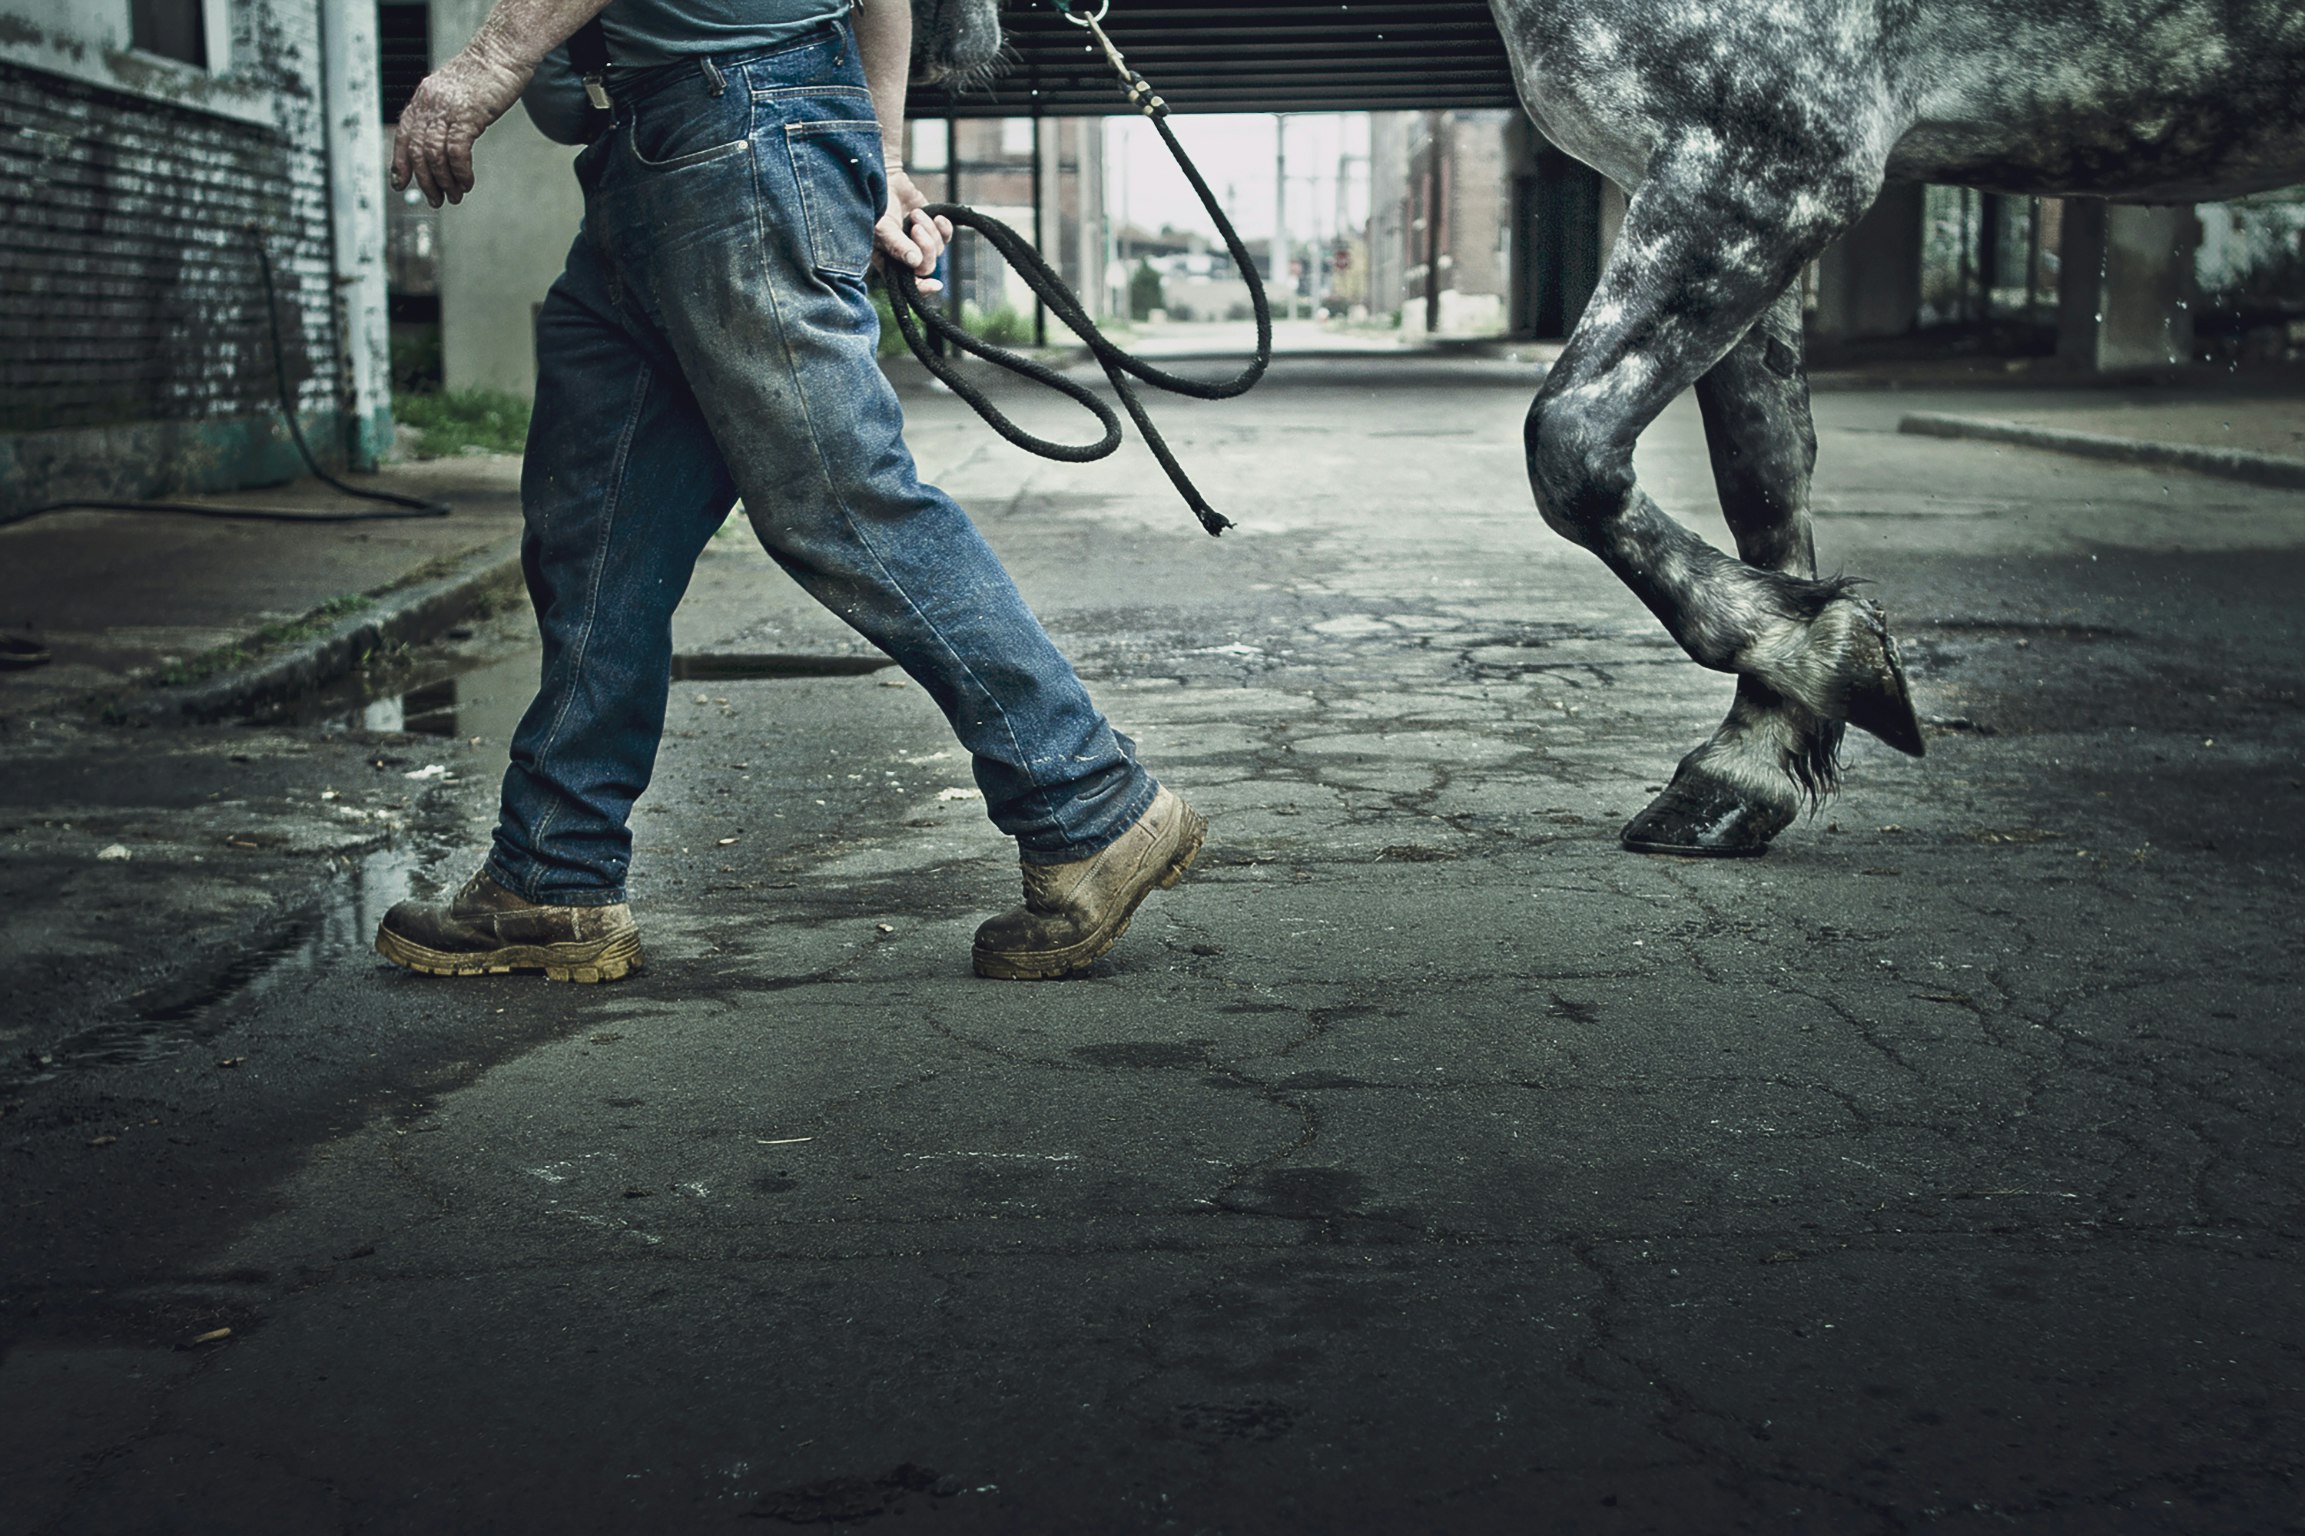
[1891,8,2305,202]
[1890,115,2305,203]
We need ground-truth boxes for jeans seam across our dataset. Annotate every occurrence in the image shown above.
[520,358,656,883]
[484,848,625,906]
[1021,776,1161,866]
[739,161,1083,846]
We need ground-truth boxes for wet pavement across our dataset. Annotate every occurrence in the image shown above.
[3,354,2302,1532]
[0,456,525,722]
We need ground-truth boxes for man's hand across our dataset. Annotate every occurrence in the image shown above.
[875,165,954,294]
[391,42,534,207]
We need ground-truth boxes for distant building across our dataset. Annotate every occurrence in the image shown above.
[1368,111,1541,340]
[0,0,391,516]
[1364,104,2301,367]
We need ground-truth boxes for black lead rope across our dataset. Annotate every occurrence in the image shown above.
[881,4,1270,536]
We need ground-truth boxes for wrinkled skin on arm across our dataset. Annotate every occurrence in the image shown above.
[391,0,611,206]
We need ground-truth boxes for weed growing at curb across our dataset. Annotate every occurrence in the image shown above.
[151,594,376,690]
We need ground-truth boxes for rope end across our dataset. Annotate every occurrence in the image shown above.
[1196,508,1233,537]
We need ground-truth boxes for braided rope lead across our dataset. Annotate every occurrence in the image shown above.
[882,1,1272,536]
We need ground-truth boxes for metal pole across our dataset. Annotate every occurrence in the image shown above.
[1031,110,1048,348]
[1977,191,2003,319]
[1957,187,1974,325]
[2026,196,2045,318]
[1274,113,1288,318]
[1423,112,1443,336]
[1080,119,1106,323]
[945,113,964,343]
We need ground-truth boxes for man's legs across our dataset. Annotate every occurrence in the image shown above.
[376,225,737,980]
[598,80,1155,868]
[488,230,738,905]
[671,288,1157,865]
[589,54,1194,974]
[383,42,1200,982]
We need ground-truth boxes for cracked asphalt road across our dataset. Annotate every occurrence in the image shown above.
[4,357,2302,1532]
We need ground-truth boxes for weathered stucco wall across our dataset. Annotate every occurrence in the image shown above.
[430,0,581,402]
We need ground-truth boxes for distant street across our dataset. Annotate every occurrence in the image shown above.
[5,354,2302,1532]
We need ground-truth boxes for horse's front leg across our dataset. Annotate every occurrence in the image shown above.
[1523,152,1923,847]
[1621,289,1843,856]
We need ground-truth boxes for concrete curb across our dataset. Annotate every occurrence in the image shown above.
[140,538,524,724]
[1898,412,2305,491]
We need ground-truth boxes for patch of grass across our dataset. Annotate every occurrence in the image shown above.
[965,303,1034,347]
[870,282,1072,358]
[152,593,376,689]
[394,388,531,459]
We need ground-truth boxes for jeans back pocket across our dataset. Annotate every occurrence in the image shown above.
[784,118,884,278]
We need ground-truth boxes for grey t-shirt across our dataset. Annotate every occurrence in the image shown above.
[522,0,852,143]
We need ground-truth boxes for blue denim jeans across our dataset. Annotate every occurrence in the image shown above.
[487,27,1154,906]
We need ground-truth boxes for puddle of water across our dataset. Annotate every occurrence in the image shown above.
[7,838,446,1090]
[308,648,540,746]
[16,637,900,1091]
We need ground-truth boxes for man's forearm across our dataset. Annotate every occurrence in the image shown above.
[463,0,617,75]
[852,0,914,163]
[394,0,615,203]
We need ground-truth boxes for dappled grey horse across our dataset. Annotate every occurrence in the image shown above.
[1492,0,2305,855]
[920,1,2305,855]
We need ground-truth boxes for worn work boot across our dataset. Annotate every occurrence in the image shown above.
[972,786,1207,980]
[375,871,643,983]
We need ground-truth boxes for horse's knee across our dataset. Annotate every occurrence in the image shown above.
[1524,386,1632,547]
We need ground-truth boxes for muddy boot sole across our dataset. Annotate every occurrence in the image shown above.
[375,927,644,983]
[972,809,1207,981]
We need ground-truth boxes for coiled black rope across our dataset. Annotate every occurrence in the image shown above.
[7,231,452,527]
[882,6,1270,536]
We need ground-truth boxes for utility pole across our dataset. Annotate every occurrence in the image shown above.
[1030,111,1047,347]
[1114,128,1141,320]
[1274,113,1290,320]
[1423,111,1445,336]
[944,114,964,347]
[1336,146,1367,313]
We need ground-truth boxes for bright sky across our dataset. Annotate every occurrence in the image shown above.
[1104,113,1373,247]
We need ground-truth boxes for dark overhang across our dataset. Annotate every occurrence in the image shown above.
[911,1,1520,117]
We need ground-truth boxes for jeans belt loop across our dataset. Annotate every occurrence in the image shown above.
[700,56,727,97]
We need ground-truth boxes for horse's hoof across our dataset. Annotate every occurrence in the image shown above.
[1842,601,1925,758]
[1619,768,1795,857]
